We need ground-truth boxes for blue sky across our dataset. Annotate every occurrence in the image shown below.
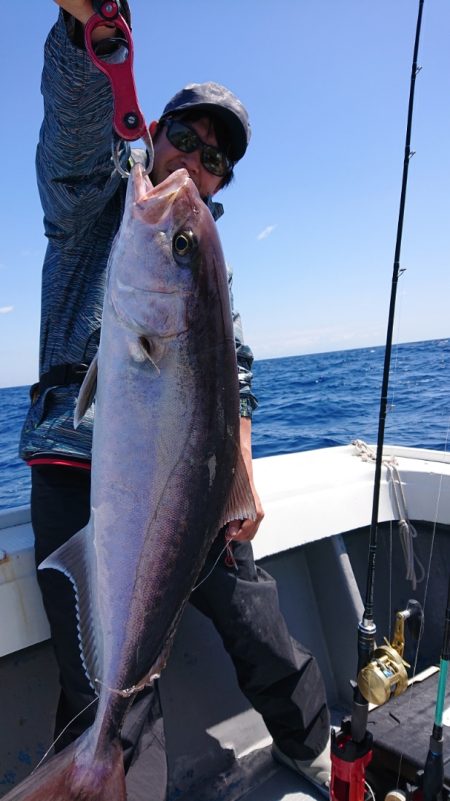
[1,1,449,388]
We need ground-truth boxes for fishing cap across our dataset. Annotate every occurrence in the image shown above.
[160,82,251,162]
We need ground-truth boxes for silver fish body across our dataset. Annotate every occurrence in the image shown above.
[6,164,255,801]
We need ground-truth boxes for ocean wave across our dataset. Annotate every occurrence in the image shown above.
[2,339,450,510]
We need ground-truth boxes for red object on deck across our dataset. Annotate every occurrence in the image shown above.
[331,723,373,801]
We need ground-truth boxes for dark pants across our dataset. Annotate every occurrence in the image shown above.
[31,465,330,800]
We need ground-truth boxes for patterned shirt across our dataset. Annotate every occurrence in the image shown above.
[19,11,257,463]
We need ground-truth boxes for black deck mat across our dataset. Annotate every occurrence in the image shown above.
[367,670,450,783]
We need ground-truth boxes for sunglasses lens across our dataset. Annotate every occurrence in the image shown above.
[165,120,230,178]
[201,147,228,177]
[167,122,198,153]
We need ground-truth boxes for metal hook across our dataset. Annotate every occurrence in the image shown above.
[112,128,154,178]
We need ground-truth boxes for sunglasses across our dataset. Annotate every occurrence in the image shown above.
[163,118,231,178]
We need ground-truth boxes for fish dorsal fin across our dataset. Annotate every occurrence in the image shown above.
[219,449,257,529]
[38,524,102,691]
[74,353,98,428]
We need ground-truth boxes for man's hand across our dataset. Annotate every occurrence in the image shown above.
[53,1,95,24]
[226,417,265,542]
[53,0,117,41]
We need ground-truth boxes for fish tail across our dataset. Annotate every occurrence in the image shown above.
[1,735,126,801]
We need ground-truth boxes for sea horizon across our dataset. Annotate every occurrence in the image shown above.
[2,335,447,392]
[1,337,449,511]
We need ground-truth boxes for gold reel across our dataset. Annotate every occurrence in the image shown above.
[357,604,421,706]
[357,640,409,706]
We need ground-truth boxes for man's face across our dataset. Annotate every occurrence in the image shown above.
[151,116,224,198]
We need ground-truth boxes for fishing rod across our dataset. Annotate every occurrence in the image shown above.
[421,575,450,801]
[330,2,425,799]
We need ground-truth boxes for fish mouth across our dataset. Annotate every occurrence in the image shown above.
[128,166,201,259]
[132,164,196,223]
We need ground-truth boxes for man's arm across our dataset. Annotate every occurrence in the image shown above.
[226,266,264,541]
[38,3,128,240]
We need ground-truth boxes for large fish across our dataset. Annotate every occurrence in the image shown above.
[6,164,256,800]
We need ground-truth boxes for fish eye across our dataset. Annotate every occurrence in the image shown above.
[172,230,197,263]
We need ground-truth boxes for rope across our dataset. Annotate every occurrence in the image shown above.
[352,439,425,589]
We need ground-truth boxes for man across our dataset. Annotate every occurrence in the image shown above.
[19,1,331,798]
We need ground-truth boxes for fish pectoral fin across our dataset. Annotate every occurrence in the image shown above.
[129,336,166,374]
[138,335,166,372]
[219,448,257,528]
[74,353,98,428]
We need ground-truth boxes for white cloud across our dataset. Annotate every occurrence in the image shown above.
[257,225,276,241]
[0,306,14,314]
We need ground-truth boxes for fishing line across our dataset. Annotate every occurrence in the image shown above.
[394,516,443,790]
[30,683,168,773]
[383,234,414,644]
[417,443,449,653]
[94,677,157,697]
[384,288,403,644]
[397,419,450,793]
[393,414,450,789]
[394,640,424,791]
[384,407,450,793]
[389,463,441,790]
[385,276,404,431]
[192,536,237,591]
[374,281,412,647]
[31,695,99,773]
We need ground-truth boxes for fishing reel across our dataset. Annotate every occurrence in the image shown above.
[357,641,409,706]
[357,601,423,706]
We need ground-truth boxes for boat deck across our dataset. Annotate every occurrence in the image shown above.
[165,737,327,800]
[171,749,323,801]
[1,445,450,798]
[243,768,320,801]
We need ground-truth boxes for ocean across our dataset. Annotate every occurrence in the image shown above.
[1,338,449,512]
